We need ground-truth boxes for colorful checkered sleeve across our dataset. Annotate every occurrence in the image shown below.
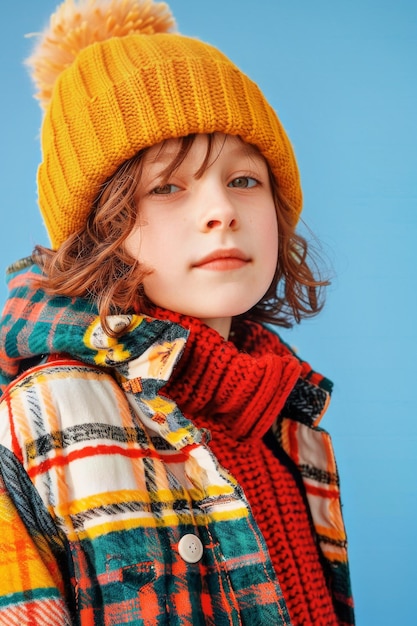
[0,445,73,623]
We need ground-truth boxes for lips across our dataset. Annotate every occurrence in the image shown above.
[193,248,251,271]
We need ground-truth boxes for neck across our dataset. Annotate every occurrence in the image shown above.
[199,316,232,339]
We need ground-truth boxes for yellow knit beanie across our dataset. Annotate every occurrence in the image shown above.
[27,0,302,250]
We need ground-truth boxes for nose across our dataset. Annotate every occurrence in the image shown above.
[199,186,239,232]
[206,215,237,230]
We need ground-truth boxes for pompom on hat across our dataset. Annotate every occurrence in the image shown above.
[27,0,303,249]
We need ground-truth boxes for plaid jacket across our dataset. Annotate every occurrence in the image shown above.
[0,261,353,624]
[1,355,293,625]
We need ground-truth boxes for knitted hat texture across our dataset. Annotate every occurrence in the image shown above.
[27,0,302,249]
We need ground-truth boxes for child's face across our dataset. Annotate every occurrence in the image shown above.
[126,134,278,338]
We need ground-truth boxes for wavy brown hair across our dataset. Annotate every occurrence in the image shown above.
[34,134,329,337]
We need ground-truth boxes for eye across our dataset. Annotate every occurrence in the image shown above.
[228,176,258,189]
[150,183,181,195]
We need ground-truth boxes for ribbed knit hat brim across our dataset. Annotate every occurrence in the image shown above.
[37,31,301,248]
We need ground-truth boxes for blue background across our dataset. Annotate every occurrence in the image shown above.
[1,2,416,623]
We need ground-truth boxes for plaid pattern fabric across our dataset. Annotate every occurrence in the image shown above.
[272,361,354,625]
[0,260,173,393]
[0,357,290,624]
[0,445,74,624]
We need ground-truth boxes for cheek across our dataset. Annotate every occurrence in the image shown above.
[125,222,144,260]
[125,222,165,266]
[261,212,279,270]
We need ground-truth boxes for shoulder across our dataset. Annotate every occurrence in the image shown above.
[0,356,130,443]
[3,355,118,397]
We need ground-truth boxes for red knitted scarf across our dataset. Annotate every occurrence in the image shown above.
[156,309,340,626]
[160,311,301,440]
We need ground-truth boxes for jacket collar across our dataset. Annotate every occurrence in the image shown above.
[0,260,188,394]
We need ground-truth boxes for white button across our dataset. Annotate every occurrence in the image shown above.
[178,534,204,563]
